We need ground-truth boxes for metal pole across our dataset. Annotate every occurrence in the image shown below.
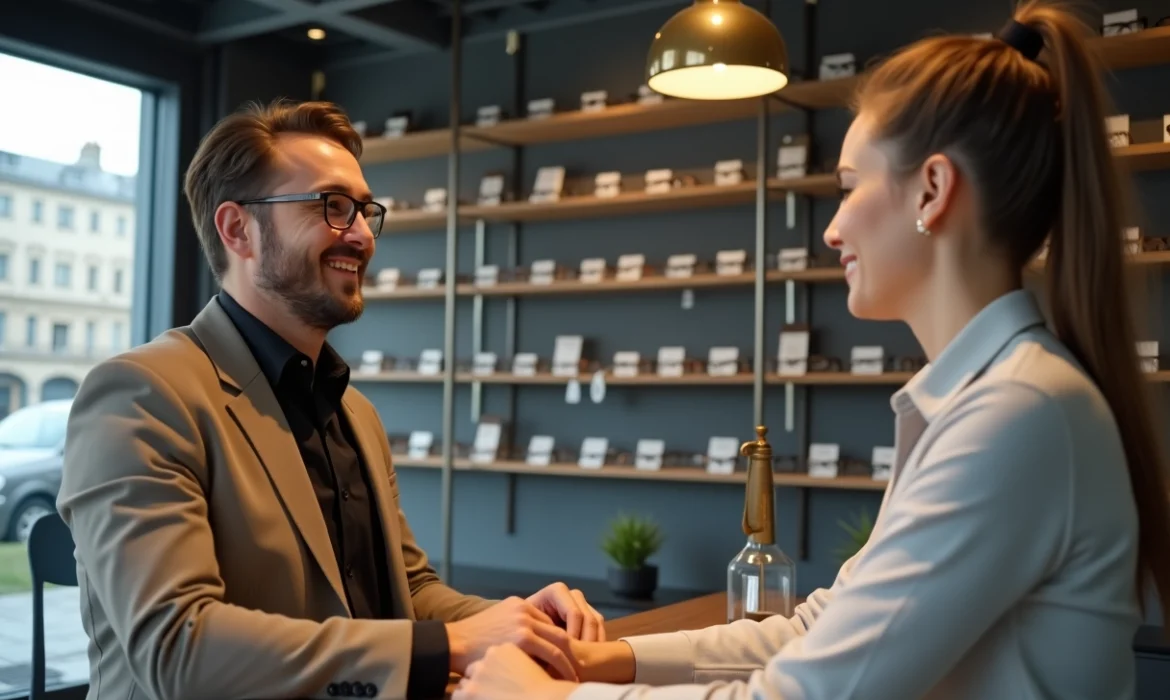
[752,96,769,427]
[439,0,462,583]
[471,219,485,422]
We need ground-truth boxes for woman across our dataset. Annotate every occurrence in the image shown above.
[454,2,1170,698]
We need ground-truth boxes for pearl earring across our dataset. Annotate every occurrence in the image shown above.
[916,219,932,236]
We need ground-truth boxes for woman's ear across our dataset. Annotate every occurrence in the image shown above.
[916,153,959,232]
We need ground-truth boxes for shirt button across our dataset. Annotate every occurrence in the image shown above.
[327,683,339,696]
[346,565,354,579]
[342,489,350,501]
[301,359,308,367]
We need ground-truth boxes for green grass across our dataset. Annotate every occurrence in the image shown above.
[0,541,32,595]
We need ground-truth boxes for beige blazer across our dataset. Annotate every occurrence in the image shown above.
[57,298,493,700]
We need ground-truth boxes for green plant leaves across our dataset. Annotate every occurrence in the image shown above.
[833,509,874,564]
[601,513,665,570]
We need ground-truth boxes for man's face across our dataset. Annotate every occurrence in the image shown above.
[251,133,376,331]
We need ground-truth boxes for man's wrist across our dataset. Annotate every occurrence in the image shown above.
[445,622,469,673]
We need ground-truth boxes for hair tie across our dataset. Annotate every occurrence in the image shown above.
[997,19,1044,61]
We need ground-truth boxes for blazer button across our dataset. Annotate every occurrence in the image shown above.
[352,683,367,697]
[326,683,339,697]
[364,683,378,697]
[339,681,353,696]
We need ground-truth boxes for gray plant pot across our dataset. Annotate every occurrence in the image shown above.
[607,564,658,599]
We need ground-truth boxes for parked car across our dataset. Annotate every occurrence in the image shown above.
[0,399,71,543]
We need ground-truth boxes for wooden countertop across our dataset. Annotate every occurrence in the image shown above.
[605,591,727,638]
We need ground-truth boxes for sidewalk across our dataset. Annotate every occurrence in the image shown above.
[0,588,88,695]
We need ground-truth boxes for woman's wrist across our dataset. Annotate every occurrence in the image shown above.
[577,640,636,684]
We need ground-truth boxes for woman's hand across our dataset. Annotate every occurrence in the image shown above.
[453,643,578,700]
[572,639,637,684]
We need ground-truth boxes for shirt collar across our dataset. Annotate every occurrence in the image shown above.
[891,289,1047,422]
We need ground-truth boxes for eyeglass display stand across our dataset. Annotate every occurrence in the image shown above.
[728,426,796,623]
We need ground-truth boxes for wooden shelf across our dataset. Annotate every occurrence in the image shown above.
[466,372,756,386]
[382,208,449,234]
[359,130,494,163]
[363,285,447,300]
[389,455,887,491]
[769,372,916,385]
[1092,25,1170,70]
[350,371,445,383]
[1117,141,1170,172]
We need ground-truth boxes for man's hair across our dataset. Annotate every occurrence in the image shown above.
[183,99,364,281]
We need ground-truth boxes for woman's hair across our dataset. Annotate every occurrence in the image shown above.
[854,0,1170,626]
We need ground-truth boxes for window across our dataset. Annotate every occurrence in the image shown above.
[0,253,8,281]
[25,315,36,347]
[90,210,100,233]
[85,320,95,354]
[31,198,43,223]
[0,311,7,348]
[114,268,124,294]
[28,257,40,284]
[0,193,12,218]
[57,204,74,229]
[117,214,127,236]
[113,320,124,350]
[54,262,72,288]
[51,322,69,352]
[87,264,99,291]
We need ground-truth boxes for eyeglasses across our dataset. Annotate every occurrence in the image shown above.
[235,191,386,238]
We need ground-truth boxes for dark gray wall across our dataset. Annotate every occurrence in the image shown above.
[323,0,1170,597]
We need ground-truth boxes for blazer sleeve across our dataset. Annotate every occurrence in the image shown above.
[58,357,429,700]
[567,381,1073,700]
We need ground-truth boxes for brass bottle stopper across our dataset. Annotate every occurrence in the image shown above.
[740,425,776,545]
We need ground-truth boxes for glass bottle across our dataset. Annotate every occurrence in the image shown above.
[728,425,796,623]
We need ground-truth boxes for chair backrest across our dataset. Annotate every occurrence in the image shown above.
[27,511,79,700]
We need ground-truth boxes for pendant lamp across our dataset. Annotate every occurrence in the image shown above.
[647,0,789,100]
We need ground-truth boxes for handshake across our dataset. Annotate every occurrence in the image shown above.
[447,582,636,699]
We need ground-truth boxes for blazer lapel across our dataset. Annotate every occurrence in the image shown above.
[341,394,414,620]
[190,299,349,612]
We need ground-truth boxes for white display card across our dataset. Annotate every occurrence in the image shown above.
[851,346,885,375]
[581,90,608,112]
[476,105,501,128]
[422,188,447,213]
[808,443,841,479]
[416,268,443,288]
[565,380,581,404]
[472,352,498,376]
[666,253,697,278]
[530,259,557,285]
[578,437,609,469]
[579,258,607,283]
[376,268,400,291]
[590,370,607,404]
[716,249,747,276]
[635,439,666,471]
[407,430,434,459]
[474,265,499,287]
[612,351,641,378]
[707,347,740,377]
[1103,9,1141,36]
[552,335,584,377]
[657,346,686,377]
[777,328,811,376]
[530,166,565,203]
[1138,341,1159,373]
[707,437,740,475]
[1106,114,1131,148]
[383,115,409,138]
[778,247,809,272]
[526,435,555,466]
[512,352,539,376]
[714,159,744,186]
[471,421,502,464]
[418,349,443,375]
[645,168,674,195]
[1124,226,1141,255]
[358,350,384,375]
[637,85,664,105]
[478,174,505,206]
[527,97,555,119]
[819,52,856,80]
[778,136,809,180]
[594,171,622,198]
[872,446,895,482]
[616,254,645,281]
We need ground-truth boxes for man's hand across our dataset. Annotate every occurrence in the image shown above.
[446,597,578,682]
[528,582,606,642]
[453,643,577,700]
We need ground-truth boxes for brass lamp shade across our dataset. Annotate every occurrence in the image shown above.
[647,0,789,100]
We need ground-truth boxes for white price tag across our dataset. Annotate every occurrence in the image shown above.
[872,446,895,482]
[819,52,856,80]
[1106,114,1131,148]
[512,352,538,376]
[850,346,885,375]
[1124,226,1141,255]
[474,265,499,287]
[526,435,555,466]
[778,248,809,272]
[581,90,608,112]
[527,97,555,119]
[552,335,584,377]
[657,346,686,377]
[778,137,808,180]
[616,254,645,282]
[407,431,434,459]
[530,259,557,285]
[666,254,697,278]
[1138,341,1159,373]
[612,351,641,378]
[423,188,447,213]
[635,439,665,471]
[778,329,811,376]
[594,171,622,198]
[416,268,443,288]
[471,422,502,464]
[645,169,673,195]
[578,437,609,469]
[716,249,747,276]
[714,159,744,186]
[376,268,400,291]
[707,437,739,475]
[358,350,384,375]
[707,347,740,376]
[808,443,840,479]
[476,105,502,128]
[418,349,444,375]
[579,258,607,283]
[472,352,498,376]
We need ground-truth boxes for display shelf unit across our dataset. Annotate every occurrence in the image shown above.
[357,13,1170,578]
[387,455,887,491]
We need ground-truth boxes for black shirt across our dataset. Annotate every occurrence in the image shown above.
[217,291,449,699]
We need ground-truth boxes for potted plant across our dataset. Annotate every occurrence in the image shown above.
[834,509,875,564]
[601,513,664,599]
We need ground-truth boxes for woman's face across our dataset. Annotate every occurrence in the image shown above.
[824,112,934,321]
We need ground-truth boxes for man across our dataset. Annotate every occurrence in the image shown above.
[57,98,604,700]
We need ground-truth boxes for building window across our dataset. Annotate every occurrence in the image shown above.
[114,269,124,294]
[116,215,127,237]
[0,311,6,349]
[51,323,68,353]
[57,205,74,229]
[31,199,43,223]
[26,315,36,347]
[90,210,100,233]
[0,193,12,218]
[85,321,95,354]
[0,253,8,281]
[113,320,124,350]
[54,262,72,288]
[87,264,99,291]
[28,258,41,285]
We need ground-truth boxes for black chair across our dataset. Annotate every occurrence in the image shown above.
[26,511,79,700]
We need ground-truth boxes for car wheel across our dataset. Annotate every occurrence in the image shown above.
[10,497,55,544]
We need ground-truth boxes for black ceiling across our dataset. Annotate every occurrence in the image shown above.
[59,0,692,66]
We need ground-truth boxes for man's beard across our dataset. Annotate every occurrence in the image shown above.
[254,214,365,331]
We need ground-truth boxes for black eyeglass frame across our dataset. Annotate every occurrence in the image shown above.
[235,191,387,238]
